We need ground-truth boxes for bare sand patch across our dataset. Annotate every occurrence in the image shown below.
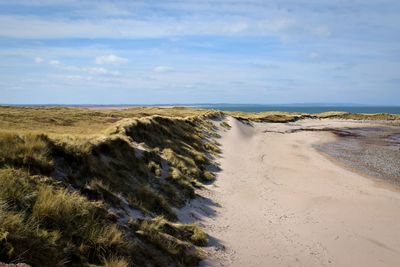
[181,117,400,267]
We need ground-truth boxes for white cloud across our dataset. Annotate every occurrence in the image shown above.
[34,57,44,63]
[46,59,120,76]
[0,15,320,39]
[95,54,128,65]
[153,66,174,73]
[228,21,250,33]
[85,67,120,76]
[49,59,61,65]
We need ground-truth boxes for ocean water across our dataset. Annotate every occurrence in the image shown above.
[193,104,400,114]
[4,104,400,114]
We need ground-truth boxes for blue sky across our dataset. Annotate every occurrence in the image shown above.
[0,0,399,105]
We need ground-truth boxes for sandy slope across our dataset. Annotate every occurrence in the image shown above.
[181,117,400,267]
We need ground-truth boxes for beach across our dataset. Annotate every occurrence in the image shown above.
[180,117,400,267]
[1,106,400,266]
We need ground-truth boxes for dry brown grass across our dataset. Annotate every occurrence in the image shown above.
[99,257,129,267]
[315,111,400,120]
[0,106,222,267]
[0,168,132,267]
[3,105,395,266]
[228,110,400,123]
[0,106,217,135]
[136,217,206,266]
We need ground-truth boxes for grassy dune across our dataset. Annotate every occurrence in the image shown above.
[0,106,221,267]
[228,110,400,123]
[0,106,220,135]
[0,106,398,266]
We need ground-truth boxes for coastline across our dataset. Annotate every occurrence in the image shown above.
[314,123,400,188]
[1,106,400,266]
[188,116,400,267]
[316,149,400,194]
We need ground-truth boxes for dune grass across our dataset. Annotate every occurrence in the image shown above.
[1,106,398,266]
[135,217,206,266]
[315,111,400,121]
[0,106,221,267]
[0,132,53,175]
[99,257,130,267]
[0,106,217,135]
[220,121,231,129]
[0,168,133,267]
[229,110,400,123]
[228,111,306,123]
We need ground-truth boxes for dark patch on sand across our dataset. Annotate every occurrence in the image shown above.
[263,127,361,137]
[316,126,400,186]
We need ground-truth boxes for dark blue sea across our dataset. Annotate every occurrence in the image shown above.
[193,104,400,114]
[4,104,400,114]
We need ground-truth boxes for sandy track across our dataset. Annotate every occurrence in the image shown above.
[181,117,400,267]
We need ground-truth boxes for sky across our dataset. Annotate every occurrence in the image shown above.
[0,0,399,105]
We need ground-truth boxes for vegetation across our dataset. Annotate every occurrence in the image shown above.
[0,168,129,267]
[228,111,306,123]
[228,110,400,122]
[0,106,219,135]
[220,121,231,129]
[315,111,400,121]
[0,105,398,266]
[134,217,207,266]
[0,106,221,267]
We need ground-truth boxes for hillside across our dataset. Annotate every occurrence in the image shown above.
[0,107,222,267]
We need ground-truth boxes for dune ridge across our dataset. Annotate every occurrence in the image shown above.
[1,106,400,266]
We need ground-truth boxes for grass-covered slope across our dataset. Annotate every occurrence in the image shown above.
[228,110,400,122]
[0,106,217,135]
[0,106,398,266]
[0,107,222,267]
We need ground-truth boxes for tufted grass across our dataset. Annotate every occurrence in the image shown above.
[0,106,223,267]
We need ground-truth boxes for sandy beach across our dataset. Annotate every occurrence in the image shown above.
[179,117,400,267]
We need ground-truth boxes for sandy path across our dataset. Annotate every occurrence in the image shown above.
[182,117,400,267]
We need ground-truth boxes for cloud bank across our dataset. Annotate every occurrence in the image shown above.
[1,0,399,104]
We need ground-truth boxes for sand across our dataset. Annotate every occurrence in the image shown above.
[179,117,400,267]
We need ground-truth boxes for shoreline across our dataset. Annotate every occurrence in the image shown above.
[316,149,400,194]
[314,123,400,188]
[189,116,400,267]
[2,104,400,114]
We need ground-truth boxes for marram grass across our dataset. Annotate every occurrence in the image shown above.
[0,106,398,266]
[0,106,222,267]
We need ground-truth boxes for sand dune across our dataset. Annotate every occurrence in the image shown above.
[183,117,400,267]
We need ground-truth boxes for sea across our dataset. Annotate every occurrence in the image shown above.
[3,104,400,114]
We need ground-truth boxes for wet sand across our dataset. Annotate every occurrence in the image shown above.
[179,117,400,267]
[316,125,400,186]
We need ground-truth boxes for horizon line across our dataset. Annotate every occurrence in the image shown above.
[1,103,400,107]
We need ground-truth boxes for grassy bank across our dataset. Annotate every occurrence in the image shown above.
[1,106,398,266]
[0,107,222,267]
[228,110,400,123]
